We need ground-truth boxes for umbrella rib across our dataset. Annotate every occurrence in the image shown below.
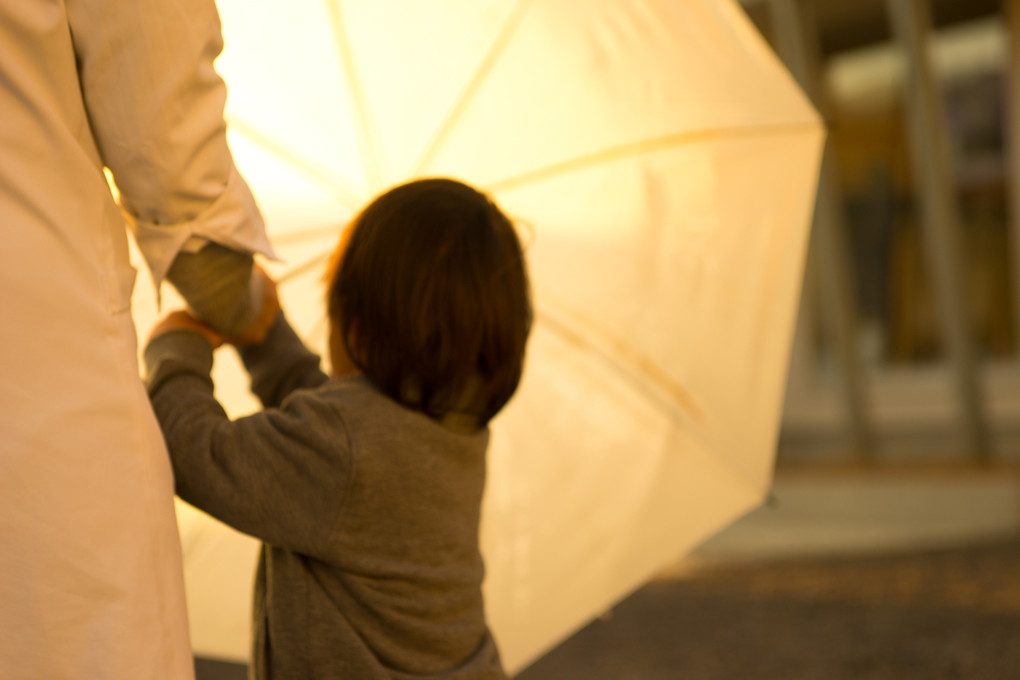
[277,251,333,285]
[536,307,770,501]
[534,306,704,426]
[324,0,390,191]
[409,0,536,176]
[270,224,348,247]
[484,120,821,194]
[227,117,366,210]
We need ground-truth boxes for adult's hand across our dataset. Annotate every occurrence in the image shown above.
[228,265,279,347]
[149,310,225,349]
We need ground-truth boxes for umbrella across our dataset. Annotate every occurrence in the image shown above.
[131,0,823,672]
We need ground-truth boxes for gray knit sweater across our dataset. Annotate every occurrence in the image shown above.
[144,315,507,680]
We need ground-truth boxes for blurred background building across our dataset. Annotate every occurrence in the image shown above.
[740,0,1020,465]
[522,7,1020,676]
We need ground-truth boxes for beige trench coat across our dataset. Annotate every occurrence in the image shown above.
[0,1,271,677]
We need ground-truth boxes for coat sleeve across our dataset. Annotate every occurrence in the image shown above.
[145,330,349,557]
[66,0,275,290]
[239,312,331,409]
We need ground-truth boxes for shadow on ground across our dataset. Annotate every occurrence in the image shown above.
[516,535,1020,680]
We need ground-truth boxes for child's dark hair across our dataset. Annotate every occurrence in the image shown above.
[327,178,532,426]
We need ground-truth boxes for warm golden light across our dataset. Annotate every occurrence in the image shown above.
[136,0,824,671]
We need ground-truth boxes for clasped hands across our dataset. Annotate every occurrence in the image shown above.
[149,265,280,349]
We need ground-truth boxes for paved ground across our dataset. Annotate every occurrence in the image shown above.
[197,535,1020,680]
[516,535,1020,680]
[195,469,1020,679]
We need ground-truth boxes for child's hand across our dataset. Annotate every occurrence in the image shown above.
[228,265,280,347]
[149,310,225,349]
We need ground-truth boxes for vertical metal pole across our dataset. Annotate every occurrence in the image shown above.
[885,0,990,460]
[769,0,875,460]
[784,243,819,402]
[768,0,818,408]
[1004,0,1020,354]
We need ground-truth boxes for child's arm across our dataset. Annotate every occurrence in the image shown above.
[237,311,329,409]
[221,265,329,408]
[144,326,350,557]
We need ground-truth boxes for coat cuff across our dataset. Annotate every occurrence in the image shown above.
[130,165,277,288]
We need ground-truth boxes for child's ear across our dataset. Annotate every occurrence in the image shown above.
[349,324,367,366]
[328,319,361,378]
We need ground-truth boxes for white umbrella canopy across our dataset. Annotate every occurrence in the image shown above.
[130,0,823,672]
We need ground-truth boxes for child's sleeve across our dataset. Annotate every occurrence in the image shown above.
[144,330,351,558]
[238,311,329,409]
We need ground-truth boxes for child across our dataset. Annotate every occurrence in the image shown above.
[145,178,532,679]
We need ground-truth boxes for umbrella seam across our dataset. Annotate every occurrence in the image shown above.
[485,120,822,194]
[225,117,368,210]
[409,0,537,177]
[324,0,390,191]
